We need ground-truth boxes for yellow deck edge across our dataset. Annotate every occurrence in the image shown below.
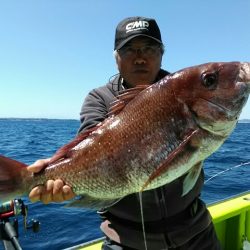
[207,191,250,249]
[208,191,250,222]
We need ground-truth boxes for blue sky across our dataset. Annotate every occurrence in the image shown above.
[0,0,250,119]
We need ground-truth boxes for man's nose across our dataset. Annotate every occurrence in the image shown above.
[134,58,146,65]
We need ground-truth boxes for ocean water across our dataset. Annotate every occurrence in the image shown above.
[0,118,249,250]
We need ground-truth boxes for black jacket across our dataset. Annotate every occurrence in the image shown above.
[78,70,212,249]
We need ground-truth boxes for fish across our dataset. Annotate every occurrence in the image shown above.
[0,62,250,208]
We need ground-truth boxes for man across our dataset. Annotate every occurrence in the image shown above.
[28,16,221,249]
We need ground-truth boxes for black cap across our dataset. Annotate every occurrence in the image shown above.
[114,16,162,50]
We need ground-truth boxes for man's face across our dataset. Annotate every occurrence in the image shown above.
[115,37,163,87]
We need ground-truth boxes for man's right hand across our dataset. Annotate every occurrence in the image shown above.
[27,158,76,204]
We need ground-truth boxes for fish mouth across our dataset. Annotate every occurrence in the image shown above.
[198,89,249,120]
[238,63,250,84]
[200,97,232,113]
[192,96,246,136]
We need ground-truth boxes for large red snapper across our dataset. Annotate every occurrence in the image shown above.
[0,62,249,207]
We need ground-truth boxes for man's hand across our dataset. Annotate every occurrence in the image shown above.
[27,158,76,204]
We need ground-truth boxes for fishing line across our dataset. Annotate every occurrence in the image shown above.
[205,161,250,184]
[139,192,148,250]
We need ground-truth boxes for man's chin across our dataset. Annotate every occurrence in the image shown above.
[131,76,153,85]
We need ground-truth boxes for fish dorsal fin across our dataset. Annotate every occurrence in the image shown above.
[49,125,101,164]
[109,85,150,116]
[140,128,200,192]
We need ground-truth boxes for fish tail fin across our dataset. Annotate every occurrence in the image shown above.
[0,154,28,202]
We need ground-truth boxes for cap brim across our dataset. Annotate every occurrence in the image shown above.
[115,34,162,50]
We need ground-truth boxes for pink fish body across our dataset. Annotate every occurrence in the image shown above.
[0,62,249,206]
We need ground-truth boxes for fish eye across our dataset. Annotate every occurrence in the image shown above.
[201,72,218,89]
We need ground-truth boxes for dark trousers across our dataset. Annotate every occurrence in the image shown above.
[101,223,221,250]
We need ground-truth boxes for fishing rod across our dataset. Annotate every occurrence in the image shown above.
[0,199,40,250]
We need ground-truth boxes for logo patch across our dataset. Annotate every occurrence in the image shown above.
[126,21,149,33]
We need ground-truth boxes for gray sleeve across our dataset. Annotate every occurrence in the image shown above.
[78,86,115,134]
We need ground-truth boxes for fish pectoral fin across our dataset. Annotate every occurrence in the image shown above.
[182,162,202,196]
[108,85,150,116]
[140,129,199,192]
[64,195,122,210]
